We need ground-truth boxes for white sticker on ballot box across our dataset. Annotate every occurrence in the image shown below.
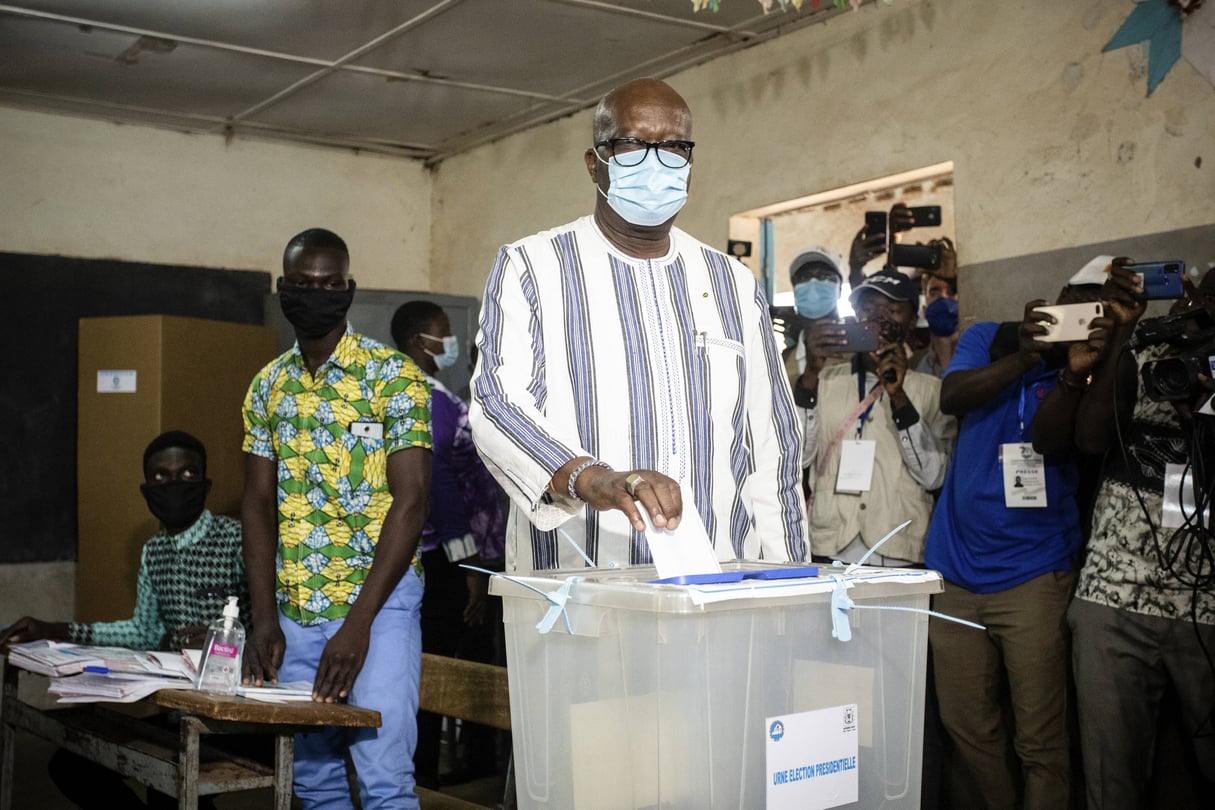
[350,421,383,440]
[766,704,859,810]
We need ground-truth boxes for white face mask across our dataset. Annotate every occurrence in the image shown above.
[595,149,690,227]
[420,333,459,370]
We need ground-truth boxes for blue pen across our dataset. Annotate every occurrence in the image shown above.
[83,665,111,674]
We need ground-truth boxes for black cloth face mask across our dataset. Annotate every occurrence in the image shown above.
[140,479,209,532]
[278,280,357,339]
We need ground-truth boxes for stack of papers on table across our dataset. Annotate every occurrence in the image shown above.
[48,670,194,703]
[80,646,197,679]
[6,640,104,676]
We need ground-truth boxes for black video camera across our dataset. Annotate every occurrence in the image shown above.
[1131,308,1215,402]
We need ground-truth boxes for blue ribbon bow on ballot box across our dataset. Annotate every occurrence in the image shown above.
[463,518,985,640]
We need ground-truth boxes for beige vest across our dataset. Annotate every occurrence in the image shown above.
[809,363,952,562]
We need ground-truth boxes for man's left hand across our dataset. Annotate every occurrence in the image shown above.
[1102,257,1147,327]
[873,344,909,406]
[313,622,370,702]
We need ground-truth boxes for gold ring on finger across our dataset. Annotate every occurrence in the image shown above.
[625,473,645,498]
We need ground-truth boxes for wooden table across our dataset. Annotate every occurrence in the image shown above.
[0,660,380,810]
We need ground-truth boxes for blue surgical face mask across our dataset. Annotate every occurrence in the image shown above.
[421,333,460,370]
[793,278,840,320]
[596,150,689,227]
[924,296,959,337]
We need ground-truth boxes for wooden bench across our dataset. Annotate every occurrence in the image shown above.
[416,652,512,810]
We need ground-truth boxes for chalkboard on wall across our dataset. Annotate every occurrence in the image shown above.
[0,252,270,563]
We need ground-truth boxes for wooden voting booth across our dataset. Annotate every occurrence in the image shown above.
[76,315,277,623]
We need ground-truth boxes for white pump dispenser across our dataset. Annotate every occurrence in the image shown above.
[194,596,245,695]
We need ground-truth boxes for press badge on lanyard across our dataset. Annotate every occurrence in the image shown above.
[1000,380,1046,508]
[837,441,876,493]
[836,374,879,495]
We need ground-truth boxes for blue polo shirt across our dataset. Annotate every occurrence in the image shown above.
[924,322,1082,593]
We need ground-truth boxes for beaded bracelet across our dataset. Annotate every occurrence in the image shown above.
[567,459,612,501]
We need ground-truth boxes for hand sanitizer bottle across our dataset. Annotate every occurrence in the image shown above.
[195,596,245,695]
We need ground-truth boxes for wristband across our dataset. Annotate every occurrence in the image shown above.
[1057,368,1090,392]
[567,459,612,501]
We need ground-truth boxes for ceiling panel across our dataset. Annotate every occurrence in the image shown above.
[1,0,444,59]
[245,69,542,149]
[353,0,713,98]
[0,16,317,117]
[0,0,844,163]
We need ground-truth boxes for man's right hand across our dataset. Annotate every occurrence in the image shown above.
[801,315,850,364]
[0,617,68,648]
[576,466,682,534]
[1018,299,1055,363]
[241,623,286,686]
[849,227,887,276]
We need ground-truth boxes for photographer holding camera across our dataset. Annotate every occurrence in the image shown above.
[1067,261,1215,809]
[793,269,955,567]
[923,259,1116,808]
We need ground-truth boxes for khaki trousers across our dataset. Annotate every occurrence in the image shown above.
[930,570,1075,810]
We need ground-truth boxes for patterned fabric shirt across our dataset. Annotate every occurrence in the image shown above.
[470,216,807,572]
[242,325,432,626]
[69,511,249,650]
[1075,344,1215,625]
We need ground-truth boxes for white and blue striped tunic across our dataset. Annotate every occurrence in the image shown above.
[469,216,807,572]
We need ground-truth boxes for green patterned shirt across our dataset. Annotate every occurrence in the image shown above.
[69,510,249,650]
[242,325,432,626]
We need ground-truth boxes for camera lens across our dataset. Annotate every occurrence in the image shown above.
[1141,357,1192,401]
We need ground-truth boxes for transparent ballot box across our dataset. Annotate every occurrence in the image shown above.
[491,562,942,810]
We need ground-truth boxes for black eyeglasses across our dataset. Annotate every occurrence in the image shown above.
[595,138,695,169]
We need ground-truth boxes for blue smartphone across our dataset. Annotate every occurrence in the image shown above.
[1126,260,1185,300]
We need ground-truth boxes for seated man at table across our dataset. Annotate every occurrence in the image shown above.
[0,429,250,810]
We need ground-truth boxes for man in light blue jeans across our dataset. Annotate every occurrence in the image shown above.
[278,574,424,806]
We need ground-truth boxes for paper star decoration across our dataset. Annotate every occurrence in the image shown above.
[1103,0,1199,96]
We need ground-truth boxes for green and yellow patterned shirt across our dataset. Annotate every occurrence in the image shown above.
[242,325,432,626]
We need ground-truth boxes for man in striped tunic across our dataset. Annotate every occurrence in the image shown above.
[469,78,806,572]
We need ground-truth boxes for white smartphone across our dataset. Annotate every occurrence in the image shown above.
[1034,302,1103,343]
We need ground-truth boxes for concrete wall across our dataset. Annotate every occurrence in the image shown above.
[0,107,432,288]
[3,0,1213,622]
[431,0,1214,306]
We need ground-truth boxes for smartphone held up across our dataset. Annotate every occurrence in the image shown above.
[1126,260,1186,300]
[1033,302,1104,343]
[839,321,879,353]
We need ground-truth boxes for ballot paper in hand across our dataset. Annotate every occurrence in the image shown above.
[639,483,721,580]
